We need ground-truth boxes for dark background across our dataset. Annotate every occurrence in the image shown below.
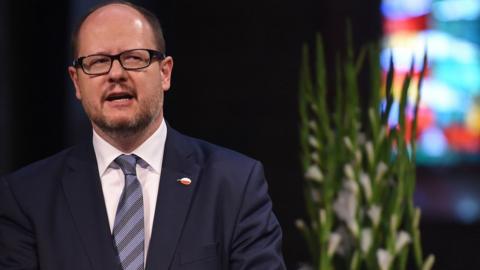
[1,0,479,269]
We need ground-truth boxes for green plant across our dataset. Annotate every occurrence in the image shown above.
[296,33,434,270]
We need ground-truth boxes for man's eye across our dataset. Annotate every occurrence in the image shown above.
[124,55,143,62]
[90,58,110,65]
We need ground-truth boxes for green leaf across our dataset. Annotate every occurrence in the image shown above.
[382,52,395,125]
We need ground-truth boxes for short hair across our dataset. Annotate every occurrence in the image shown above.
[71,1,166,58]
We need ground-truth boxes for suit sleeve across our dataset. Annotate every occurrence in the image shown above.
[0,177,38,270]
[229,161,286,270]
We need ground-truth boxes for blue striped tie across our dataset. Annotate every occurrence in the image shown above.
[113,154,145,270]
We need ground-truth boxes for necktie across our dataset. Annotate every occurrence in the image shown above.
[113,154,145,270]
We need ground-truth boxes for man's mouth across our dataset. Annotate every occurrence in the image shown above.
[105,93,135,102]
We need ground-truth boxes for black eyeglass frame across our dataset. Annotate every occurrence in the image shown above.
[72,48,166,75]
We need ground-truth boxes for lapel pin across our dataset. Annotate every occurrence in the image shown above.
[177,177,192,186]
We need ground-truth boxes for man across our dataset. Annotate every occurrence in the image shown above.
[0,2,286,270]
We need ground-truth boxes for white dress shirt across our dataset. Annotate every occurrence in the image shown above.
[92,120,167,261]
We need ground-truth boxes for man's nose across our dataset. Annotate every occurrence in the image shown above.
[108,59,127,80]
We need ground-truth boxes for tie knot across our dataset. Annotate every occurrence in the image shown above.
[114,154,138,176]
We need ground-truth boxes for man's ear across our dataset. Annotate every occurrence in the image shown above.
[160,56,173,92]
[68,66,82,100]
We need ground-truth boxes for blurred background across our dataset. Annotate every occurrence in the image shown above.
[1,0,480,268]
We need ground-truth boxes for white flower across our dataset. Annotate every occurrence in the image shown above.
[310,189,320,203]
[344,164,355,180]
[343,136,354,152]
[305,165,323,182]
[295,219,306,230]
[375,162,388,183]
[376,249,393,270]
[395,231,411,254]
[422,254,435,270]
[333,226,353,256]
[355,149,362,164]
[361,228,373,254]
[308,120,318,131]
[359,172,372,201]
[347,221,359,239]
[358,132,366,145]
[333,187,357,223]
[365,141,374,165]
[328,233,342,256]
[368,205,382,228]
[334,179,360,238]
[319,209,327,225]
[345,178,359,194]
[308,136,319,149]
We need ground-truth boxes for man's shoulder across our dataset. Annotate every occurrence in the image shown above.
[1,144,84,186]
[174,130,265,192]
[175,130,259,168]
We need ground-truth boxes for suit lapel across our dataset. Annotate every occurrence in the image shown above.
[62,143,120,270]
[145,127,202,270]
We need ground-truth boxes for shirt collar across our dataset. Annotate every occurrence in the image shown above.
[92,119,167,177]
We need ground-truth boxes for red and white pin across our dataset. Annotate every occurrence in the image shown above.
[177,177,192,186]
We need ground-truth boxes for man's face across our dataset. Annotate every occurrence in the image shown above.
[68,4,173,137]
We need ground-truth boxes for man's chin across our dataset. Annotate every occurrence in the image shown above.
[93,116,152,137]
[106,118,135,128]
[95,120,133,134]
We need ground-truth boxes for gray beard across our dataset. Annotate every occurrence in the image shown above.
[82,86,164,139]
[92,113,154,138]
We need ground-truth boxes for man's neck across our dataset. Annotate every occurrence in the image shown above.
[93,117,163,153]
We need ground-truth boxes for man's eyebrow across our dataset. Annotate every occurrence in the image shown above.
[79,50,111,57]
[82,48,143,57]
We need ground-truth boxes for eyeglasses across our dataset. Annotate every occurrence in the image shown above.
[73,48,165,75]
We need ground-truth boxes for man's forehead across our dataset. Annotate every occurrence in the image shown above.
[82,4,147,29]
[74,3,159,56]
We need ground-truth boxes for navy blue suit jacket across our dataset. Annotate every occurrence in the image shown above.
[0,127,286,270]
